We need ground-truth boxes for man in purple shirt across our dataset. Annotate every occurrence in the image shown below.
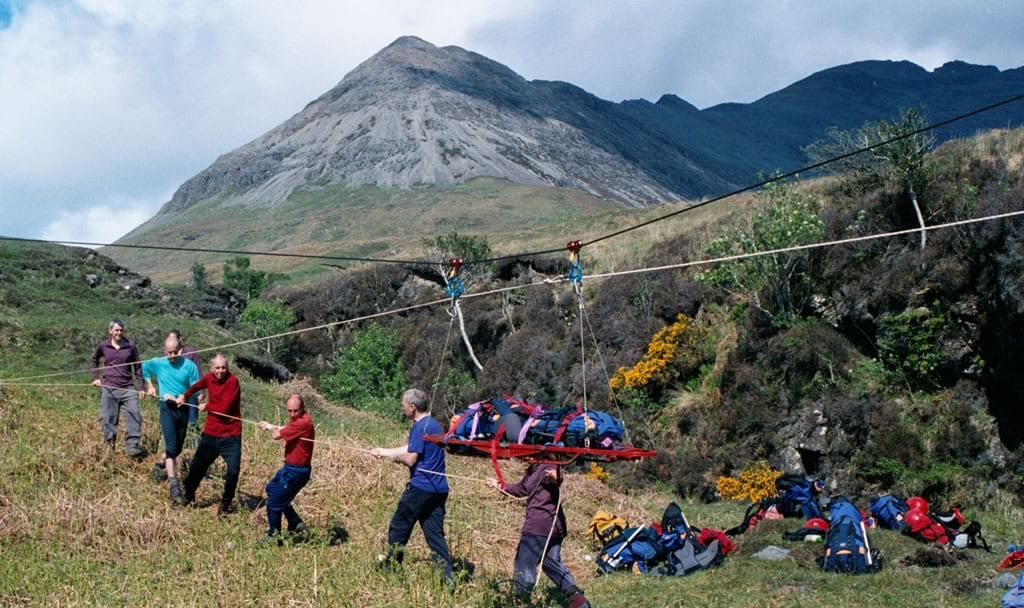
[90,319,145,457]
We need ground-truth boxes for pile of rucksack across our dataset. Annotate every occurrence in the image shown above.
[447,396,625,448]
[869,494,991,551]
[591,503,734,576]
[722,473,884,574]
[725,473,824,536]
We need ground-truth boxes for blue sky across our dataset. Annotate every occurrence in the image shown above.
[1,0,1022,244]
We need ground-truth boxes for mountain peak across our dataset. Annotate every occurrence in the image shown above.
[147,40,1024,224]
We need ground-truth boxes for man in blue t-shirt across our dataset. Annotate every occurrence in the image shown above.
[371,388,453,584]
[142,335,200,503]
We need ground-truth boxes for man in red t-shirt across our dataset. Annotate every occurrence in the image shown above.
[175,354,242,516]
[258,394,314,542]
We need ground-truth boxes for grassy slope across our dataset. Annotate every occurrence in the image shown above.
[110,177,735,286]
[2,243,1021,607]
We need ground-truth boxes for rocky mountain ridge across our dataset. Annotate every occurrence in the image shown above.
[132,36,1024,238]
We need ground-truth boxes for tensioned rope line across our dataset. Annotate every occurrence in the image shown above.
[581,303,630,445]
[0,296,451,383]
[583,208,1024,281]
[2,379,522,493]
[2,207,1023,386]
[467,91,1024,265]
[577,92,1024,250]
[0,235,436,267]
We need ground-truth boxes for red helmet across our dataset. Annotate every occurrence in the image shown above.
[907,496,929,513]
[904,509,928,532]
[805,518,829,531]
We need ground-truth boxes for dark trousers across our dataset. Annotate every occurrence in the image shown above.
[186,397,199,426]
[386,485,453,578]
[513,535,577,595]
[265,463,310,534]
[158,400,189,459]
[183,433,241,509]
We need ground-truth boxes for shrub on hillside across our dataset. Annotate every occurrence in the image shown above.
[876,306,951,390]
[319,324,406,419]
[696,178,825,320]
[238,299,296,361]
[762,318,855,405]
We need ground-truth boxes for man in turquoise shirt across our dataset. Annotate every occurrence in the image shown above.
[142,335,200,503]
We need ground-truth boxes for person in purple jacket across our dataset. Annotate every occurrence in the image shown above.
[90,319,145,457]
[487,463,590,608]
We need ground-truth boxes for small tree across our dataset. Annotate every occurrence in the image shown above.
[223,256,271,299]
[873,107,934,250]
[696,178,824,320]
[804,107,934,249]
[238,299,296,360]
[320,324,406,418]
[421,231,493,370]
[189,262,208,291]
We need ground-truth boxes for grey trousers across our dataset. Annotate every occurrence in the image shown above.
[513,535,577,595]
[100,387,142,450]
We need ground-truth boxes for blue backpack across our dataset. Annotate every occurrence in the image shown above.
[777,474,823,519]
[820,497,880,574]
[1004,572,1024,608]
[525,407,625,448]
[565,410,625,448]
[597,526,661,574]
[870,495,909,532]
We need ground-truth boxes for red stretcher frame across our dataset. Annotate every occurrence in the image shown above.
[424,424,656,487]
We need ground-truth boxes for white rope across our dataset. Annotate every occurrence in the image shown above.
[0,297,449,383]
[585,208,1024,281]
[428,312,456,411]
[575,285,589,446]
[3,208,1022,385]
[535,468,564,591]
[582,304,630,445]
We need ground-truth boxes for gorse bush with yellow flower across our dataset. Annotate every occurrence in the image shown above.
[611,314,692,389]
[584,463,610,484]
[716,460,781,502]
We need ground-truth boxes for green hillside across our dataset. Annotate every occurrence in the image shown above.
[109,177,737,286]
[3,196,1024,605]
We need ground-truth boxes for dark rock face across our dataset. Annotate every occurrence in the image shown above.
[235,355,291,383]
[131,38,1024,239]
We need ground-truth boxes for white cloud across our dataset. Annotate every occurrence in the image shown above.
[40,200,161,247]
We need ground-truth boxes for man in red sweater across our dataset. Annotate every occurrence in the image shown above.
[175,354,242,516]
[258,394,314,543]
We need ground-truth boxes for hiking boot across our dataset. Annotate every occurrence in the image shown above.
[125,445,145,458]
[217,503,235,518]
[178,486,194,507]
[169,478,185,504]
[567,592,591,608]
[150,463,168,482]
[287,521,307,535]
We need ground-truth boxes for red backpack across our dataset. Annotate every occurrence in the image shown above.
[905,510,951,545]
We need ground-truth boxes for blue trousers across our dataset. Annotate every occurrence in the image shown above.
[386,484,453,578]
[265,463,311,534]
